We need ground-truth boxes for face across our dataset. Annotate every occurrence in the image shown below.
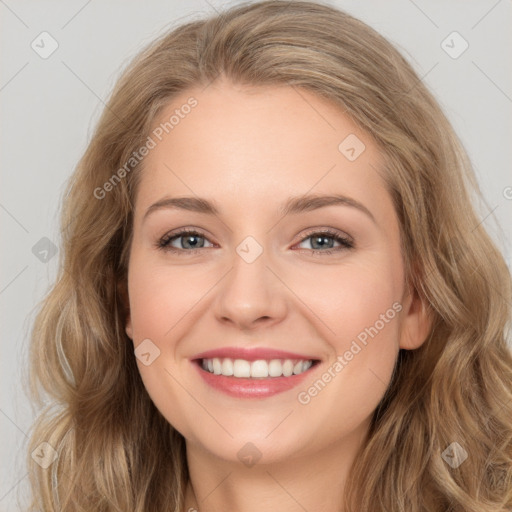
[124,78,430,465]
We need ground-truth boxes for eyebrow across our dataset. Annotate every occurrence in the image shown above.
[143,193,376,224]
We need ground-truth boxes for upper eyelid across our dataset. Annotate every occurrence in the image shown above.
[160,228,212,243]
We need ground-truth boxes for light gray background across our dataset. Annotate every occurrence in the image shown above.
[1,0,511,509]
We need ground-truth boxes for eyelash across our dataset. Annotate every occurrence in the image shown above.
[156,228,354,256]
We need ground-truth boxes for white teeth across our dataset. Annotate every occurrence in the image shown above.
[212,358,222,375]
[268,359,283,377]
[282,360,294,377]
[292,360,313,374]
[221,358,234,376]
[233,359,251,377]
[200,357,316,378]
[250,360,269,378]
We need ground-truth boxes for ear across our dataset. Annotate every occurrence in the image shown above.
[398,285,433,350]
[117,279,133,340]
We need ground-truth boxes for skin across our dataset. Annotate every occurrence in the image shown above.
[124,77,432,512]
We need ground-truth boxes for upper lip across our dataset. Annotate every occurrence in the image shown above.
[192,347,320,362]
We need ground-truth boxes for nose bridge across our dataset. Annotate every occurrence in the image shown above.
[214,233,286,329]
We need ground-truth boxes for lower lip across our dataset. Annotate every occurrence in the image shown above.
[193,360,319,399]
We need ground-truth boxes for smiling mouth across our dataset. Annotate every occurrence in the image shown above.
[195,357,321,379]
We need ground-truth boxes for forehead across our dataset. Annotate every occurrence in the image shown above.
[135,80,390,219]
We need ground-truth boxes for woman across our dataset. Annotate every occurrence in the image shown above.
[26,1,512,510]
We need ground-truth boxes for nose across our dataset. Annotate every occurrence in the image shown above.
[212,241,288,332]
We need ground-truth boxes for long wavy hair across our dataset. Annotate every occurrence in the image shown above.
[24,1,512,510]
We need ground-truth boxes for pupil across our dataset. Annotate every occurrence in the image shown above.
[184,235,202,249]
[312,235,332,250]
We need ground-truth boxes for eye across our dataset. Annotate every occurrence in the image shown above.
[156,229,214,254]
[294,228,354,255]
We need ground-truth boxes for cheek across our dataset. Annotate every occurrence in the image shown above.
[294,257,402,348]
[127,254,210,341]
[334,272,399,347]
